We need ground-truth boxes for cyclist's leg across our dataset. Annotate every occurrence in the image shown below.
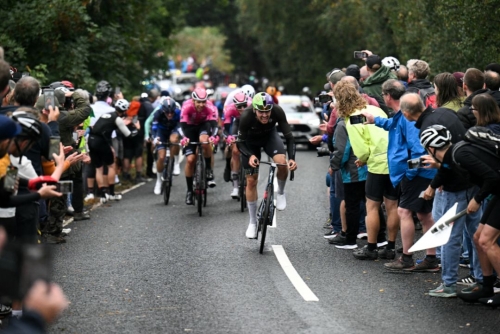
[263,129,288,209]
[230,144,241,196]
[170,131,181,174]
[183,125,198,204]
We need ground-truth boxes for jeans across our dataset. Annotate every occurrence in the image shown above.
[433,188,483,286]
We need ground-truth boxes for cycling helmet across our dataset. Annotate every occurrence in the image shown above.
[115,99,130,113]
[241,84,255,99]
[49,81,65,89]
[382,56,401,71]
[96,80,112,98]
[11,111,42,141]
[161,97,177,113]
[420,125,452,149]
[266,86,277,96]
[233,91,247,105]
[61,80,75,90]
[220,91,229,99]
[252,92,274,111]
[55,86,70,94]
[192,87,208,101]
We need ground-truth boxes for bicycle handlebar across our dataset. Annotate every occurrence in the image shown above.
[254,159,295,181]
[189,141,210,145]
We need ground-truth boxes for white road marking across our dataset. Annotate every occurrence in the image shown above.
[272,245,319,302]
[63,182,145,227]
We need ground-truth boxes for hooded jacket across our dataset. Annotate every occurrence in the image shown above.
[361,66,397,98]
[406,79,433,93]
[457,89,500,129]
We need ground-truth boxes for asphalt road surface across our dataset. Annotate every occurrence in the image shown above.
[50,150,500,333]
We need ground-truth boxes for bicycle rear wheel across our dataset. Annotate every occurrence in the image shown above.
[239,167,246,212]
[163,157,171,205]
[259,185,272,254]
[195,160,204,216]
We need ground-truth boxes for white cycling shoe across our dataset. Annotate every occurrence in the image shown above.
[276,193,287,211]
[246,223,257,239]
[173,163,181,176]
[154,179,162,195]
[230,188,239,199]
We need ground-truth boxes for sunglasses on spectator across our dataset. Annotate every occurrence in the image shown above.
[236,103,247,109]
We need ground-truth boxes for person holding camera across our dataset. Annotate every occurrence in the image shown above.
[403,92,484,297]
[418,125,500,307]
[362,80,437,268]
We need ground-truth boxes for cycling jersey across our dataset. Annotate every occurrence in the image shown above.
[223,97,252,125]
[223,90,240,109]
[90,112,131,144]
[237,106,295,160]
[180,99,218,125]
[151,108,181,138]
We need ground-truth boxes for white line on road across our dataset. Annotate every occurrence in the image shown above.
[272,245,319,302]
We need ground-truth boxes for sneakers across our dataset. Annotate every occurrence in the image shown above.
[84,193,94,201]
[457,283,494,303]
[173,163,181,176]
[377,240,388,248]
[224,167,231,182]
[0,304,12,316]
[74,211,90,221]
[67,205,75,215]
[494,278,500,294]
[100,194,109,204]
[357,232,368,240]
[479,294,500,307]
[154,179,162,195]
[353,245,378,260]
[412,257,440,272]
[207,179,217,188]
[108,194,122,201]
[135,176,146,184]
[335,243,358,250]
[323,230,339,240]
[185,191,194,205]
[230,188,239,199]
[323,216,332,229]
[378,247,396,260]
[246,223,257,239]
[458,275,476,286]
[276,193,286,211]
[429,283,457,298]
[459,257,471,268]
[328,233,346,245]
[384,256,415,271]
[42,233,66,244]
[206,169,214,181]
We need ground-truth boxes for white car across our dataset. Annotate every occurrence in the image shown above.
[277,95,321,149]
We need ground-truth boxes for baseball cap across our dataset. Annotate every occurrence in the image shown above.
[366,55,382,70]
[328,69,345,84]
[452,72,465,88]
[0,115,22,140]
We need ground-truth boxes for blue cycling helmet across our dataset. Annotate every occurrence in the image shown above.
[161,97,177,113]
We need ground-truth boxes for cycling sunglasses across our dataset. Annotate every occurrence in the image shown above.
[254,105,273,113]
[236,103,247,109]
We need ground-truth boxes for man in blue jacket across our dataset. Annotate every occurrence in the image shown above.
[362,79,436,270]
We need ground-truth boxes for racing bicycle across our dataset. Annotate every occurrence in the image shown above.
[190,142,209,216]
[157,141,180,205]
[255,160,294,254]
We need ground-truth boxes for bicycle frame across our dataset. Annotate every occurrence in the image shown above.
[190,141,209,216]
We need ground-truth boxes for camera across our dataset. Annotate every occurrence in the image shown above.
[0,243,52,300]
[317,147,331,157]
[407,157,424,169]
[315,93,333,104]
[55,180,73,194]
[349,115,367,125]
[354,51,368,59]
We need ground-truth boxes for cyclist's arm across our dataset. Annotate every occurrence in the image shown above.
[236,113,254,158]
[275,107,296,160]
[144,108,157,139]
[115,117,131,137]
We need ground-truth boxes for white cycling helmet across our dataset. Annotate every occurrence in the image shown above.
[420,125,452,149]
[115,99,130,112]
[241,84,255,99]
[382,56,401,71]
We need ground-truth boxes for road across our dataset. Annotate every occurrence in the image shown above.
[50,150,500,333]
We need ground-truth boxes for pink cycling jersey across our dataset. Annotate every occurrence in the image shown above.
[180,99,218,125]
[223,97,252,124]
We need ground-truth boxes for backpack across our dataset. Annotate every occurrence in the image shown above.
[418,87,437,109]
[451,126,500,165]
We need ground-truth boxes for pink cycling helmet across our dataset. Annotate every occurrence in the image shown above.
[232,91,247,104]
[192,87,208,101]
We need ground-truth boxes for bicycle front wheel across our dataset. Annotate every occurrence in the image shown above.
[239,170,246,212]
[259,185,273,254]
[163,157,171,205]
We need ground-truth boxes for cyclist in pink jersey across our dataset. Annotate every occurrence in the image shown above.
[222,90,252,199]
[180,88,219,205]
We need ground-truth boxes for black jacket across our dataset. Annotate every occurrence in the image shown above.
[457,89,500,130]
[407,79,433,93]
[415,107,471,192]
[445,142,500,203]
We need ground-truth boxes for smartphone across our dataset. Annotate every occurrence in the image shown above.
[349,115,367,125]
[48,136,60,160]
[72,132,78,143]
[43,88,55,110]
[3,165,18,193]
[55,180,73,194]
[115,86,121,95]
[354,51,368,59]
